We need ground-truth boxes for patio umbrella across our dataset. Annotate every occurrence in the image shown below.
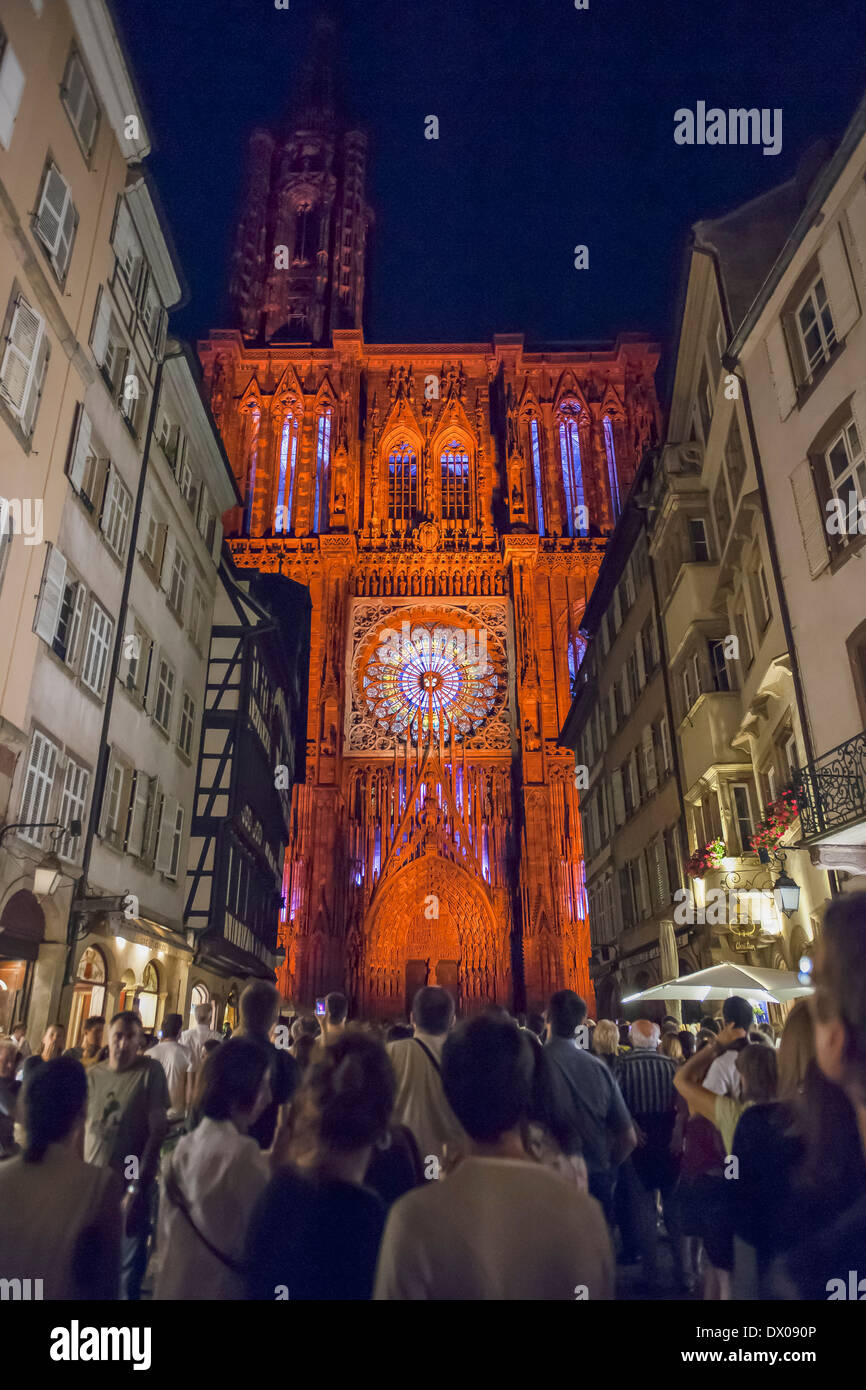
[621,962,812,1005]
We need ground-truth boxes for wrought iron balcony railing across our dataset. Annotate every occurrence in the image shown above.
[792,728,866,840]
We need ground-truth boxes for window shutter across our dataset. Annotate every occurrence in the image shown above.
[35,165,70,259]
[650,619,660,670]
[0,295,43,419]
[629,752,640,808]
[127,771,149,856]
[91,287,111,366]
[656,834,670,904]
[621,671,631,717]
[612,768,625,827]
[34,545,67,643]
[67,406,92,491]
[635,635,646,688]
[155,309,167,360]
[790,457,830,578]
[608,687,617,734]
[764,321,797,420]
[21,325,48,437]
[818,225,860,340]
[643,725,658,791]
[660,714,672,771]
[142,776,161,865]
[155,793,176,873]
[845,179,866,276]
[161,531,175,591]
[197,483,210,537]
[0,43,24,149]
[99,752,118,837]
[211,515,222,562]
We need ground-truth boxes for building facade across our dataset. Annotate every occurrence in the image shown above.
[200,22,662,1017]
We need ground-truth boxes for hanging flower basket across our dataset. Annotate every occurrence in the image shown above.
[749,789,802,853]
[685,838,726,878]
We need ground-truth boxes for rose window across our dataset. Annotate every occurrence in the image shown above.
[362,621,503,742]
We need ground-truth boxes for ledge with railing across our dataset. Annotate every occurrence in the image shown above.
[792,729,866,841]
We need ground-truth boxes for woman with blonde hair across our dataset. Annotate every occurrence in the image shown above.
[592,1019,621,1071]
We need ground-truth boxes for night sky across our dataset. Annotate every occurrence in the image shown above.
[112,0,866,389]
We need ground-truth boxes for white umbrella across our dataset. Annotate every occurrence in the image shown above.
[621,962,812,1005]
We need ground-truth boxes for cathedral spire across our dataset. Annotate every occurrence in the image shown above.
[291,9,340,131]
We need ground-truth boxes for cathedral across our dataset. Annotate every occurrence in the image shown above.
[198,15,661,1018]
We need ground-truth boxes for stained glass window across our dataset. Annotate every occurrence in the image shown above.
[388,442,418,523]
[558,405,588,537]
[530,418,545,536]
[604,416,621,520]
[244,406,260,536]
[275,413,299,533]
[314,407,332,532]
[441,439,469,520]
[363,621,500,742]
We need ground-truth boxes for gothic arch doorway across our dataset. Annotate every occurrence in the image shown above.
[361,852,505,1019]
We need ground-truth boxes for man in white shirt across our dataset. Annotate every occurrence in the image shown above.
[150,1013,193,1120]
[702,996,754,1098]
[375,1013,614,1300]
[180,1003,221,1074]
[387,986,465,1168]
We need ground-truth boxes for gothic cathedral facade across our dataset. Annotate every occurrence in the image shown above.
[198,17,660,1017]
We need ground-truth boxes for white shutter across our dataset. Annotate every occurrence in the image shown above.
[790,457,830,578]
[0,296,43,419]
[127,772,149,856]
[156,309,167,360]
[612,768,625,827]
[629,751,640,807]
[660,714,672,772]
[68,406,92,491]
[161,530,175,591]
[643,725,658,791]
[21,326,48,437]
[635,634,646,688]
[34,546,66,644]
[650,619,660,669]
[111,200,140,285]
[0,43,24,150]
[99,752,119,837]
[155,793,176,873]
[637,853,650,918]
[35,165,70,259]
[91,287,111,366]
[765,321,797,420]
[845,179,866,277]
[819,225,859,340]
[656,834,671,905]
[197,483,210,537]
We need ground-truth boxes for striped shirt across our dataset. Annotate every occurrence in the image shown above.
[614,1049,677,1120]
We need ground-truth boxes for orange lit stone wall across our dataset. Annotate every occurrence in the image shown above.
[199,327,660,1016]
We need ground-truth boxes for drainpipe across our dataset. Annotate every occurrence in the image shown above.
[63,344,184,985]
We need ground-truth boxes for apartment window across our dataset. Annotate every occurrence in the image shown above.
[101,756,127,846]
[52,578,84,664]
[0,293,49,436]
[125,624,153,705]
[81,601,113,696]
[713,473,731,550]
[753,561,772,630]
[100,467,131,559]
[57,758,89,860]
[659,715,673,773]
[783,733,799,784]
[698,360,713,439]
[18,731,59,845]
[825,419,866,543]
[61,50,99,157]
[797,276,836,378]
[34,163,78,281]
[142,510,166,573]
[178,691,196,759]
[126,772,151,858]
[688,517,710,562]
[91,291,126,394]
[0,32,24,149]
[178,457,199,517]
[189,584,205,651]
[66,407,103,509]
[33,546,83,660]
[682,663,695,715]
[708,638,731,692]
[120,352,147,435]
[154,658,175,732]
[111,201,143,296]
[623,563,636,611]
[738,604,755,669]
[139,273,164,349]
[626,651,639,707]
[168,546,188,618]
[155,795,184,878]
[731,783,756,853]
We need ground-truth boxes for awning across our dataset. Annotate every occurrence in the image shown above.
[621,962,812,1005]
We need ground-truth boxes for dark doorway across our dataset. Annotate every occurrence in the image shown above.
[436,960,459,1008]
[405,959,429,1017]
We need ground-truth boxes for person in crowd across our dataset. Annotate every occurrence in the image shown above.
[663,1015,681,1032]
[544,990,635,1220]
[10,1022,31,1061]
[156,1039,275,1299]
[526,1011,546,1039]
[592,1019,622,1071]
[317,991,349,1047]
[615,1020,680,1287]
[84,1011,170,1300]
[294,1033,318,1076]
[729,997,866,1297]
[150,1013,193,1122]
[237,980,299,1150]
[757,1021,777,1046]
[0,1057,121,1298]
[700,1016,721,1035]
[0,1037,21,1158]
[660,1032,684,1062]
[374,1013,614,1300]
[63,1016,105,1068]
[678,1030,696,1061]
[245,1031,394,1300]
[386,1023,414,1042]
[701,997,754,1099]
[617,1022,632,1051]
[776,893,866,1298]
[202,1038,221,1058]
[387,986,464,1169]
[180,1004,222,1075]
[19,1022,65,1081]
[290,1015,320,1058]
[521,1028,588,1191]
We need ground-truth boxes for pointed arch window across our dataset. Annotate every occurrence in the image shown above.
[313,407,332,533]
[388,441,418,524]
[558,405,588,537]
[604,415,621,520]
[440,439,469,520]
[530,417,545,536]
[244,405,261,537]
[275,412,300,534]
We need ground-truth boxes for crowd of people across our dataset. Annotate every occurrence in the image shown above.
[1,891,865,1301]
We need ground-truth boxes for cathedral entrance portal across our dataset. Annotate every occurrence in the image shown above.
[361,852,507,1020]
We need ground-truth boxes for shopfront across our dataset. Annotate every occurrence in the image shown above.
[0,890,45,1035]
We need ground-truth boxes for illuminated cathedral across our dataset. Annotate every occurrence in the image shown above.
[198,15,661,1017]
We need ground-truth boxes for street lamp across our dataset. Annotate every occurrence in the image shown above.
[773,870,801,918]
[33,853,64,897]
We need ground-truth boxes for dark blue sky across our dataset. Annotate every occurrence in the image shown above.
[112,0,866,381]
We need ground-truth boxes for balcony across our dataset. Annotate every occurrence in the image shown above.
[793,729,866,846]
